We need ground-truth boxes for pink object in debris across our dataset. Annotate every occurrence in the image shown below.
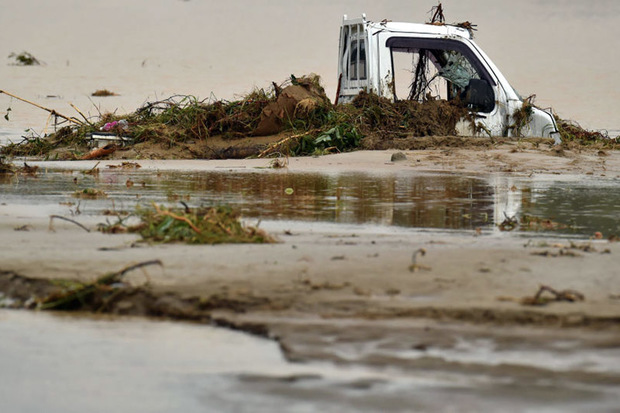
[102,121,118,131]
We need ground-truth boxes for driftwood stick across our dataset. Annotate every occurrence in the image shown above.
[117,259,163,278]
[153,203,203,234]
[257,130,318,158]
[49,215,91,233]
[0,89,83,126]
[70,102,94,126]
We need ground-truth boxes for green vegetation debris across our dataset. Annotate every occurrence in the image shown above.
[73,188,107,199]
[509,96,535,137]
[8,51,41,66]
[556,117,614,147]
[38,260,162,311]
[99,203,276,245]
[0,74,617,160]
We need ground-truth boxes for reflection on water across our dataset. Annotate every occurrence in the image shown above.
[1,168,619,236]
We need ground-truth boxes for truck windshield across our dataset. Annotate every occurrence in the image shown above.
[387,37,495,112]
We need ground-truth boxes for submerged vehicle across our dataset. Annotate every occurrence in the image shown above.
[336,15,560,143]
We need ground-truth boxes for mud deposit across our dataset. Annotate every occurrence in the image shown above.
[2,310,619,413]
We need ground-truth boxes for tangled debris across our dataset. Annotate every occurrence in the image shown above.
[1,73,616,160]
[73,188,107,199]
[498,213,575,232]
[0,157,14,174]
[555,117,614,146]
[99,203,277,245]
[509,96,536,137]
[0,268,278,327]
[520,285,585,306]
[91,89,117,97]
[8,51,42,66]
[0,159,39,176]
[38,260,162,311]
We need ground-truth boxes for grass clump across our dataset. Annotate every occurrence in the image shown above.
[91,89,117,97]
[556,117,617,148]
[100,203,276,245]
[8,51,41,66]
[276,89,468,156]
[73,188,107,199]
[130,89,275,144]
[38,260,162,311]
[0,157,15,174]
[0,125,96,158]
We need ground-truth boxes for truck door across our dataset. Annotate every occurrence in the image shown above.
[385,37,505,135]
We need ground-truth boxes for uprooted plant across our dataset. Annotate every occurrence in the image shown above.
[556,117,615,147]
[8,51,42,66]
[99,202,277,245]
[508,95,536,137]
[38,260,162,311]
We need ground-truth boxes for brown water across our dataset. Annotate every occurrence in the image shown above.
[2,166,619,236]
[0,0,619,139]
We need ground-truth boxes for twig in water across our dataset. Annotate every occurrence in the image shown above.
[409,248,430,272]
[153,203,202,234]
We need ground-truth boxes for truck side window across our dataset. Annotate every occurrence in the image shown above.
[388,38,495,112]
[347,25,367,83]
[359,38,367,80]
[341,26,350,81]
[349,38,358,80]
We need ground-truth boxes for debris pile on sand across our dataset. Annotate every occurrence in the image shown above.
[1,74,616,160]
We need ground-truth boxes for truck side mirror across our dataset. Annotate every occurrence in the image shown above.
[463,79,495,113]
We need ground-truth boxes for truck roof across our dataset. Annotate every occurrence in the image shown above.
[343,15,472,40]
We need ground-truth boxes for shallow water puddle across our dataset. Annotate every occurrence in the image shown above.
[2,310,618,412]
[1,168,619,236]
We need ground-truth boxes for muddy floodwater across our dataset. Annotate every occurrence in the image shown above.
[2,166,619,237]
[2,309,619,413]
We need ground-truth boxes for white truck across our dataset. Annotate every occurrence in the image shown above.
[336,15,560,143]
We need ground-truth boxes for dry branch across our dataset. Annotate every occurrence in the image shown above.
[49,215,91,233]
[0,89,83,126]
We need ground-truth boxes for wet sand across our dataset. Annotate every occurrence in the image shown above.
[2,147,619,325]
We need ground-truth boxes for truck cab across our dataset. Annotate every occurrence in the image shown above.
[337,15,560,142]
